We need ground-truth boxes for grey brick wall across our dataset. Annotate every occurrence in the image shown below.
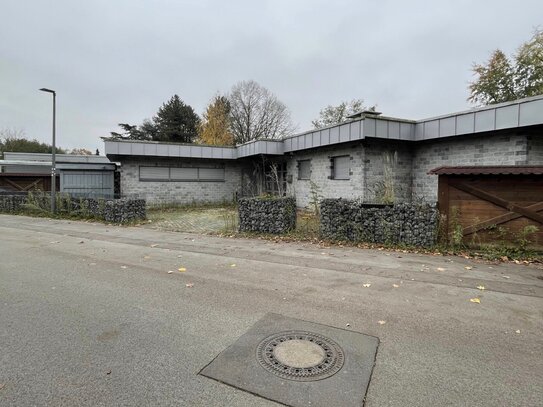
[362,140,413,203]
[527,135,543,164]
[286,140,413,208]
[411,134,530,202]
[286,143,365,208]
[120,157,242,205]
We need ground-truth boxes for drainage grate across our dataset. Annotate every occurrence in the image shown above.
[256,331,345,382]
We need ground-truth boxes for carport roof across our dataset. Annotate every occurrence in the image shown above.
[428,165,543,175]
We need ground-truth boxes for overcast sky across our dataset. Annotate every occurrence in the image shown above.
[1,0,542,152]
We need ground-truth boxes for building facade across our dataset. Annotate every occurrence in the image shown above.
[104,95,543,207]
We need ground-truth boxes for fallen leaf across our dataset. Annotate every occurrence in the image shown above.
[392,284,399,288]
[178,267,187,272]
[150,244,159,248]
[436,267,446,272]
[185,283,194,288]
[167,270,174,274]
[377,320,386,325]
[477,285,485,290]
[363,283,371,288]
[230,264,236,267]
[515,329,521,334]
[464,266,472,270]
[470,298,481,304]
[501,256,509,262]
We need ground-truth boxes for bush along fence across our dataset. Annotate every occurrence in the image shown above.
[238,196,296,234]
[320,199,439,247]
[0,193,146,224]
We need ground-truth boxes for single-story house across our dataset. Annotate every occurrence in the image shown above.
[103,95,543,207]
[0,152,117,198]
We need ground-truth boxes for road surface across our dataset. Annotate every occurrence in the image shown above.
[1,214,542,406]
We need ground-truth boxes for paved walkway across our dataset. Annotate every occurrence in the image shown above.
[1,214,542,406]
[146,207,238,234]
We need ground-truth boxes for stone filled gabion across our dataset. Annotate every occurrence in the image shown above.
[0,195,146,224]
[238,197,296,234]
[320,199,438,247]
[0,195,26,213]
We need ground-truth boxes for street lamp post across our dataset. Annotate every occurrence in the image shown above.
[39,88,56,214]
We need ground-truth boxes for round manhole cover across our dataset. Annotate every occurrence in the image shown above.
[256,331,345,381]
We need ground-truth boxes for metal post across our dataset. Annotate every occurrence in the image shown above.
[40,88,57,214]
[51,92,56,214]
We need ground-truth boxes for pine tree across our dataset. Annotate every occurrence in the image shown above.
[153,95,200,143]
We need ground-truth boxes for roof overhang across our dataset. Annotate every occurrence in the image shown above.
[428,165,543,175]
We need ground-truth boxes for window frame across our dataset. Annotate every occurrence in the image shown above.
[138,165,225,182]
[297,159,311,180]
[331,155,351,180]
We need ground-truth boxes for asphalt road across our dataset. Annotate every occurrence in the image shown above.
[1,214,542,406]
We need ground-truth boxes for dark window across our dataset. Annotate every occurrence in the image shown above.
[139,166,225,182]
[139,166,170,181]
[332,156,350,180]
[298,160,311,180]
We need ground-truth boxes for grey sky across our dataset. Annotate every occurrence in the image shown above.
[1,0,542,152]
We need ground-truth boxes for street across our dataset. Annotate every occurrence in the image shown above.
[1,214,542,406]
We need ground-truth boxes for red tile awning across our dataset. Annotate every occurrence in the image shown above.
[428,166,543,175]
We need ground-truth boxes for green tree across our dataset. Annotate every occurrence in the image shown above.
[468,50,516,105]
[0,129,67,158]
[469,29,543,105]
[198,95,234,146]
[153,95,200,143]
[110,95,199,143]
[110,123,148,140]
[515,29,543,98]
[311,99,374,129]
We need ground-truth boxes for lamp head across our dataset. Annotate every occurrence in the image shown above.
[39,88,56,95]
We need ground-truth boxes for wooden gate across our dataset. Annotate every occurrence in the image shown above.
[0,174,58,193]
[431,166,543,248]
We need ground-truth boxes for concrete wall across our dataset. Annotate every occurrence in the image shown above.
[119,157,242,205]
[411,133,532,202]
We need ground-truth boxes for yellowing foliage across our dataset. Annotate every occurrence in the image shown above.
[198,95,234,146]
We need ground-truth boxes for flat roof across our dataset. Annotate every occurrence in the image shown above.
[104,94,543,160]
[3,152,112,164]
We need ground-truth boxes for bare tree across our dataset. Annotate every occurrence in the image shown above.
[228,80,295,144]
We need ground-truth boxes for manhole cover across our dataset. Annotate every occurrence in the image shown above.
[256,331,345,381]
